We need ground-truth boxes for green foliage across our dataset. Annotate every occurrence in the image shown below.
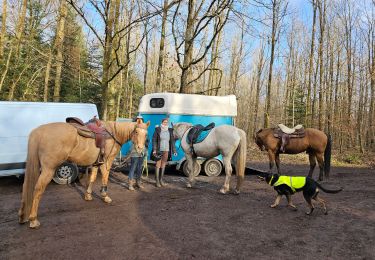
[342,153,362,164]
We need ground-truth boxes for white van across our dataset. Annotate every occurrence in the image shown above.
[0,101,99,184]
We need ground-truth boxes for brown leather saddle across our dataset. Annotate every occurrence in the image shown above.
[273,124,305,153]
[66,116,111,164]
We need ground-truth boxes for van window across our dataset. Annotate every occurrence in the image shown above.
[150,98,165,108]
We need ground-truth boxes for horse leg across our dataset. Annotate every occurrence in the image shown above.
[316,153,325,181]
[220,157,233,194]
[307,153,316,178]
[100,163,112,203]
[28,167,55,229]
[267,150,276,173]
[85,167,98,201]
[186,155,196,188]
[275,153,281,174]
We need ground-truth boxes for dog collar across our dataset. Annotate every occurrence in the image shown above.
[268,175,274,185]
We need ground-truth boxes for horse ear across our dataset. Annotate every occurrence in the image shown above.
[146,121,150,127]
[171,122,174,128]
[136,118,142,124]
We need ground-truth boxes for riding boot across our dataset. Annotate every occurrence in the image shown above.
[160,167,167,187]
[128,179,135,191]
[136,178,144,189]
[155,168,161,187]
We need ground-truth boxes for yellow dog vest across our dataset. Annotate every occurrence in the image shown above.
[269,176,306,193]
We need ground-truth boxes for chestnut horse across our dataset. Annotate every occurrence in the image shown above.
[18,119,149,229]
[255,128,331,181]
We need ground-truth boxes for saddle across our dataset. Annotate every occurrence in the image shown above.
[273,124,305,153]
[186,123,215,157]
[66,116,110,164]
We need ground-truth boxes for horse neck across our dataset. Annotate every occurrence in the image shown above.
[107,121,135,144]
[177,124,191,139]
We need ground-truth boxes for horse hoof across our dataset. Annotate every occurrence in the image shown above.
[233,189,240,195]
[85,193,93,201]
[18,214,29,224]
[219,188,227,194]
[29,219,40,229]
[186,183,192,188]
[103,196,112,203]
[19,218,28,224]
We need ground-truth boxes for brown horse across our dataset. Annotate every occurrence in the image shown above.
[18,119,149,229]
[255,128,331,181]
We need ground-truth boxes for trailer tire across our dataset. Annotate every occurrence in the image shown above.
[203,158,222,177]
[182,161,201,177]
[53,162,79,185]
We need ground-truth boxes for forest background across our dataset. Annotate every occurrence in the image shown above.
[0,0,374,166]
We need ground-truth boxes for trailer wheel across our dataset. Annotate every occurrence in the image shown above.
[203,158,222,177]
[53,162,79,185]
[182,161,201,177]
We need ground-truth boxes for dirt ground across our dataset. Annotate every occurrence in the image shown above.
[0,162,374,260]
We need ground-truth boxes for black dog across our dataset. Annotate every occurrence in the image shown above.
[261,173,342,215]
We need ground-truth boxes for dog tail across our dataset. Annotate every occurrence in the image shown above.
[315,181,342,194]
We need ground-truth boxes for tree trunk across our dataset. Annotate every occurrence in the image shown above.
[101,1,116,120]
[53,0,67,102]
[317,0,326,130]
[15,0,28,57]
[179,0,196,93]
[0,0,7,59]
[0,46,12,92]
[156,0,169,91]
[305,0,317,127]
[43,49,53,101]
[264,0,279,128]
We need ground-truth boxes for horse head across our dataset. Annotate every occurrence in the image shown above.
[131,121,150,153]
[172,122,192,140]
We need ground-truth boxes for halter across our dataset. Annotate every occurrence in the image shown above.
[130,123,148,151]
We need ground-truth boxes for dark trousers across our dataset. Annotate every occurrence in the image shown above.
[129,157,143,180]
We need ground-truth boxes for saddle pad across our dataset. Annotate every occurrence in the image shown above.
[187,128,212,144]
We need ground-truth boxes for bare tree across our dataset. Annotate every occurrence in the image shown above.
[263,0,287,128]
[171,0,233,93]
[67,0,160,119]
[305,0,317,127]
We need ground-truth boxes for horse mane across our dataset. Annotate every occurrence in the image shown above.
[106,121,136,144]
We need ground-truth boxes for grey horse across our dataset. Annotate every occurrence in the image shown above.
[173,122,247,194]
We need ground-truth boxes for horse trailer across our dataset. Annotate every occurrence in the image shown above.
[120,93,237,177]
[0,101,99,184]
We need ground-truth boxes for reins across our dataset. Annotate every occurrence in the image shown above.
[105,126,122,147]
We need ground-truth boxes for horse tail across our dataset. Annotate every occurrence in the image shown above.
[18,131,40,223]
[324,134,332,178]
[234,129,247,193]
[315,181,342,194]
